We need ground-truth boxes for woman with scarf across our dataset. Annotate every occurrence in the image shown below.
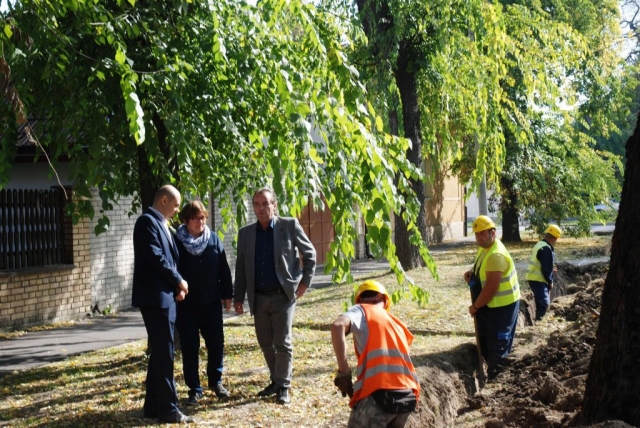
[175,200,233,405]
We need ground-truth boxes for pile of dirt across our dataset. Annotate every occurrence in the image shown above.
[409,261,633,428]
[408,348,477,428]
[471,262,609,427]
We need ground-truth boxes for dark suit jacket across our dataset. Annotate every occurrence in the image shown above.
[176,233,233,307]
[234,216,316,314]
[132,208,183,308]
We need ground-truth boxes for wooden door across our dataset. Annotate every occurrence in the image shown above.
[298,198,334,265]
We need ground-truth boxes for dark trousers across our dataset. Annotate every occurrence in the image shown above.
[139,303,179,419]
[476,300,519,378]
[176,302,224,394]
[528,281,550,320]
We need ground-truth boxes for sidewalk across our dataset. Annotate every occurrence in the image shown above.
[0,257,392,377]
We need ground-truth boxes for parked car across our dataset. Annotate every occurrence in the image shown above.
[594,200,620,212]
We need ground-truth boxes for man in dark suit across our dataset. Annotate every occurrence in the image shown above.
[234,187,316,405]
[132,184,193,424]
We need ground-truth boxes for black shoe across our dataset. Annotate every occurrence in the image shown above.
[185,391,203,406]
[159,411,194,423]
[257,382,279,397]
[212,382,230,398]
[276,387,290,405]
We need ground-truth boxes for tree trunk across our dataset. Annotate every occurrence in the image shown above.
[137,111,180,211]
[394,40,427,270]
[137,144,160,211]
[500,176,521,242]
[577,110,640,425]
[354,0,428,270]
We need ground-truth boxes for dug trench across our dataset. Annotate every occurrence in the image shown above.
[405,260,635,428]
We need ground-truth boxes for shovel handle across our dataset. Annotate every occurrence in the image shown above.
[473,313,486,388]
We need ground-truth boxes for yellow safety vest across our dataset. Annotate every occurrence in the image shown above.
[525,240,550,283]
[474,239,520,308]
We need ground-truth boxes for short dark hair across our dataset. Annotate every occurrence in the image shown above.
[179,200,208,224]
[358,290,384,305]
[253,187,277,205]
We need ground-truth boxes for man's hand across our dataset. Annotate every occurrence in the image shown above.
[178,280,189,295]
[234,301,244,315]
[176,289,187,302]
[468,304,478,316]
[334,371,354,398]
[295,284,308,299]
[464,271,472,284]
[222,299,232,311]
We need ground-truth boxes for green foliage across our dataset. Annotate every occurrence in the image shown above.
[0,0,428,284]
[442,0,633,231]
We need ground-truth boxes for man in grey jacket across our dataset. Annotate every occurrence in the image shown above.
[234,187,316,405]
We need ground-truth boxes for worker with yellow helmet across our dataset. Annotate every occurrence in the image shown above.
[330,280,420,427]
[464,215,520,380]
[525,224,562,320]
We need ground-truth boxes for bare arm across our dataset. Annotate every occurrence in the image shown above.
[331,315,352,373]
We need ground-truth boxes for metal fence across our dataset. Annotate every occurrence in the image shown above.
[0,188,69,270]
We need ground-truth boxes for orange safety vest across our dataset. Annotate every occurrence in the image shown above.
[350,304,420,408]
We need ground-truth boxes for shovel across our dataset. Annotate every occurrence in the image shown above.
[469,283,486,388]
[472,311,486,388]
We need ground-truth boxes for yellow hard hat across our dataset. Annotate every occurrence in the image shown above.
[545,224,562,238]
[472,215,496,233]
[355,280,390,310]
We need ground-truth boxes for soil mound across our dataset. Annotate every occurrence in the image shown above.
[410,261,624,428]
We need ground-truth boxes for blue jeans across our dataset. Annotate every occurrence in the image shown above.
[528,281,550,320]
[476,300,519,379]
[253,290,296,389]
[176,301,224,394]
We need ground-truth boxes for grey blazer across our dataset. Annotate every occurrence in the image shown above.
[234,216,316,314]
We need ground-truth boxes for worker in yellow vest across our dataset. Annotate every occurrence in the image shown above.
[331,280,420,427]
[525,225,561,320]
[464,215,520,380]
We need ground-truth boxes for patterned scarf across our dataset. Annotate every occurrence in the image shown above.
[175,224,210,256]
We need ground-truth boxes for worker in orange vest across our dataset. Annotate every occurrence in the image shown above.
[331,280,420,427]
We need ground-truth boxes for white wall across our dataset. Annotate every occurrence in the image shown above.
[89,190,137,313]
[465,189,498,221]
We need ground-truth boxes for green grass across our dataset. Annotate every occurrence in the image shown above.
[0,235,612,427]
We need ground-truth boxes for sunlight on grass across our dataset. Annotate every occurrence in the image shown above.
[0,235,612,427]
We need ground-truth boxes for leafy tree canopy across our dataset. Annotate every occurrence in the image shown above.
[0,0,434,300]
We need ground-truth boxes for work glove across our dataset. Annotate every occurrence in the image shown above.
[334,371,354,398]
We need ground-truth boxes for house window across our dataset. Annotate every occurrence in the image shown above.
[0,188,71,270]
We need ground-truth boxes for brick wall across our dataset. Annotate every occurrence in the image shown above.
[89,191,138,314]
[0,214,92,329]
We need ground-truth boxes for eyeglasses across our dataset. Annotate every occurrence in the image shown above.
[190,216,207,222]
